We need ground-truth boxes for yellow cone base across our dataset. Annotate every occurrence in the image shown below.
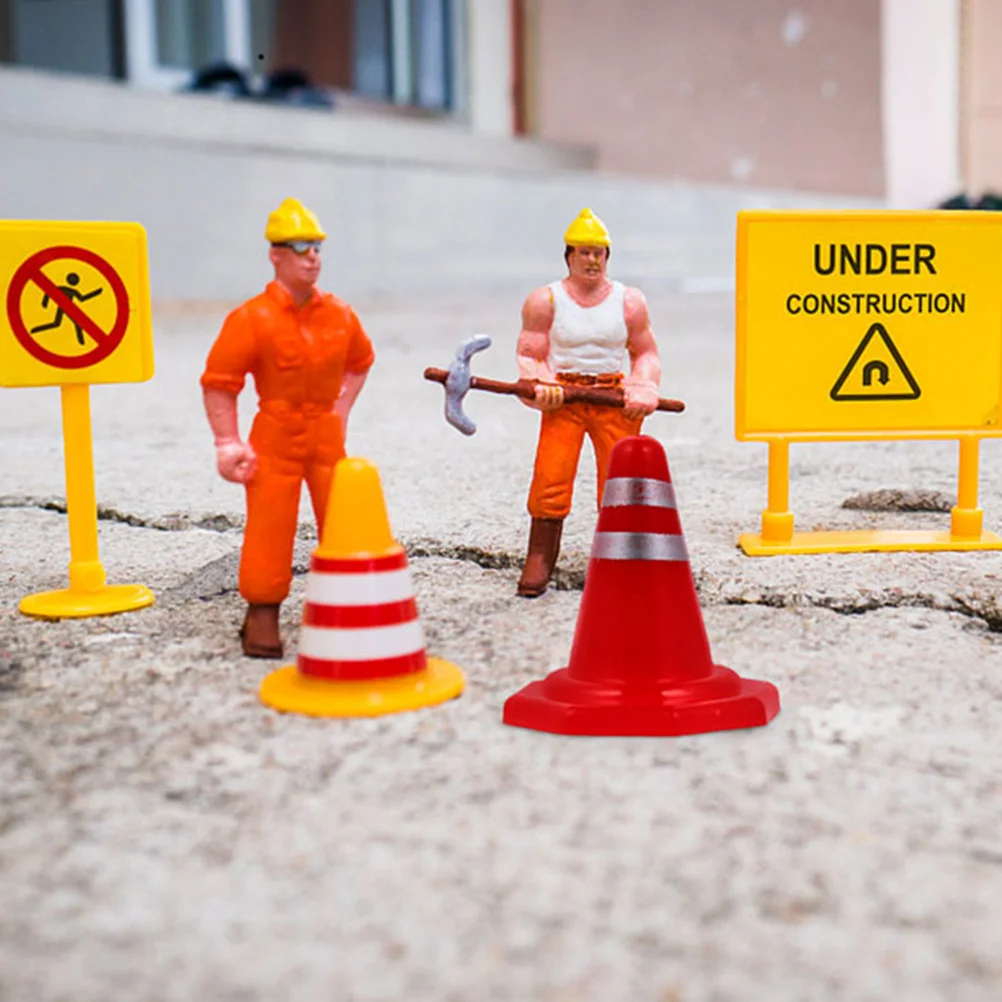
[19,583,155,619]
[259,657,465,718]
[739,529,1002,556]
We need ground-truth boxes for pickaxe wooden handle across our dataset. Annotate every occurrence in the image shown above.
[423,368,685,413]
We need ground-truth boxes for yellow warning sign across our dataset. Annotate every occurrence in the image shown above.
[0,221,154,388]
[736,210,1002,440]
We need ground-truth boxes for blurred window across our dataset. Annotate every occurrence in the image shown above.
[155,0,227,69]
[345,0,456,109]
[354,0,392,98]
[248,0,276,72]
[0,1,12,65]
[412,0,450,110]
[117,0,462,110]
[124,0,251,89]
[4,0,123,78]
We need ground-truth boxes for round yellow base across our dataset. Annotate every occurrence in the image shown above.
[19,584,155,620]
[259,658,465,718]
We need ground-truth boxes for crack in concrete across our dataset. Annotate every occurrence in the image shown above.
[0,654,25,695]
[404,541,522,572]
[9,496,1002,632]
[721,588,1002,631]
[842,489,955,513]
[157,542,584,604]
[1,496,243,533]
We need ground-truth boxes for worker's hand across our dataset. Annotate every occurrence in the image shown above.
[215,439,257,484]
[623,380,659,420]
[530,380,565,412]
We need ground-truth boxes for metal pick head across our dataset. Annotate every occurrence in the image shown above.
[450,334,492,384]
[445,396,477,436]
[444,334,492,436]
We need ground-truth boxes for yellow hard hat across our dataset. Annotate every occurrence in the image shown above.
[264,197,327,243]
[563,208,611,247]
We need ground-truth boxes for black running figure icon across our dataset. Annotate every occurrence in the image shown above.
[30,273,103,346]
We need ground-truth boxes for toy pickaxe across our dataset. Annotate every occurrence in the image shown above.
[424,335,685,436]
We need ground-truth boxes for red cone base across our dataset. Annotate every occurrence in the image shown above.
[503,434,780,737]
[502,666,779,736]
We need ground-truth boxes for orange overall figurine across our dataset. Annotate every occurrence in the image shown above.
[200,198,375,657]
[516,208,662,597]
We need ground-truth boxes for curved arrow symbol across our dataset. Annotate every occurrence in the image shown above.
[862,360,889,387]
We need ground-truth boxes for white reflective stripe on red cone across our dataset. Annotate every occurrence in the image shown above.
[298,619,426,662]
[601,477,677,509]
[305,567,416,606]
[590,531,689,562]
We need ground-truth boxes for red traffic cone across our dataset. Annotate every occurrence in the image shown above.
[503,435,780,736]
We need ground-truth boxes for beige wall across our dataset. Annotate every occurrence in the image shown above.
[528,0,884,195]
[962,0,1002,194]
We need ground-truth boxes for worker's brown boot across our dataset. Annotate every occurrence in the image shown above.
[517,518,564,598]
[240,603,284,658]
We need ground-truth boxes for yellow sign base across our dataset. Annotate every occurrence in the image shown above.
[260,657,465,718]
[19,583,155,619]
[739,437,1002,557]
[739,529,1002,556]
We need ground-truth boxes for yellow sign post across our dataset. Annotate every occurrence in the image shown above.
[735,209,1002,555]
[1,220,156,616]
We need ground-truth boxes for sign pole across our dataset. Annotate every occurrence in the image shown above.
[761,439,795,544]
[951,435,983,539]
[61,384,106,593]
[18,383,154,619]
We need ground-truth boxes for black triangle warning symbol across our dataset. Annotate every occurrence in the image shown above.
[830,322,920,401]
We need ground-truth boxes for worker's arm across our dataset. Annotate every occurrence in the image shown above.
[335,369,369,436]
[337,307,375,437]
[622,287,661,419]
[200,306,260,484]
[515,286,562,410]
[203,387,257,484]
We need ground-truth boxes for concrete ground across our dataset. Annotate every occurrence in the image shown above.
[3,286,1002,1002]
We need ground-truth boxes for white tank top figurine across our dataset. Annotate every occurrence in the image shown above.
[547,280,628,375]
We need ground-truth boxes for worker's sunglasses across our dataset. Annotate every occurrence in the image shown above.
[272,240,323,255]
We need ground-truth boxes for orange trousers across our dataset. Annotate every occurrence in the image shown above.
[239,407,344,604]
[527,402,643,519]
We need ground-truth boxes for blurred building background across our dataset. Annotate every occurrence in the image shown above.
[0,0,992,300]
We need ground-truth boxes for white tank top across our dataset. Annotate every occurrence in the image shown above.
[547,280,628,374]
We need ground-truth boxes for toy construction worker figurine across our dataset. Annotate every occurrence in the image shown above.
[200,198,375,657]
[516,208,661,597]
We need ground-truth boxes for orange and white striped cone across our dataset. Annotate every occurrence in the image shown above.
[259,457,465,717]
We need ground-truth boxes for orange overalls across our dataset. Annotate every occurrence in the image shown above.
[527,371,643,519]
[201,281,375,604]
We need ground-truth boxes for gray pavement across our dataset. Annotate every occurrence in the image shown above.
[3,287,1002,1002]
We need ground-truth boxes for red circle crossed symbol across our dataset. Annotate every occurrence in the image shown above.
[6,245,130,370]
